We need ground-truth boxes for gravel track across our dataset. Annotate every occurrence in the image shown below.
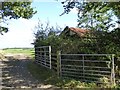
[1,56,56,89]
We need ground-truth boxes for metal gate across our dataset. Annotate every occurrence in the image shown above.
[59,53,115,85]
[35,46,51,69]
[34,46,115,86]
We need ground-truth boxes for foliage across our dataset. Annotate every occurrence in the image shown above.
[33,20,62,48]
[33,20,120,55]
[34,20,95,54]
[34,2,120,84]
[60,0,120,54]
[27,61,97,88]
[0,1,37,34]
[32,1,119,54]
[98,77,111,88]
[61,1,119,30]
[28,61,120,88]
[60,1,120,77]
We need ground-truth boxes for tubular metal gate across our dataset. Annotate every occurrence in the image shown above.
[34,46,115,86]
[35,46,51,69]
[60,54,115,85]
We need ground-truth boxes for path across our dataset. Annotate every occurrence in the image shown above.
[1,54,56,89]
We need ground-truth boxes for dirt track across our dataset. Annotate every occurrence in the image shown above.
[1,54,55,89]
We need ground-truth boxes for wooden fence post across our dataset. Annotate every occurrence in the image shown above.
[57,51,61,77]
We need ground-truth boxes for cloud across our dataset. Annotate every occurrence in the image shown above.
[71,8,79,14]
[0,18,38,49]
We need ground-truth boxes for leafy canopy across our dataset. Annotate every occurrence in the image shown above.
[0,1,37,34]
[61,0,120,31]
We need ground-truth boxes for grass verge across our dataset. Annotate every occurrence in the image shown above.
[27,61,63,86]
[28,61,120,89]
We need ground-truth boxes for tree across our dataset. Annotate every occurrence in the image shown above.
[60,1,120,47]
[61,0,119,31]
[33,20,62,48]
[0,1,37,35]
[61,1,120,78]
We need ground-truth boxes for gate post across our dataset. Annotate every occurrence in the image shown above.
[49,46,52,69]
[57,51,61,77]
[82,55,85,81]
[111,54,115,86]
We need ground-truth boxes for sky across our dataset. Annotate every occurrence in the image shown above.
[0,1,78,49]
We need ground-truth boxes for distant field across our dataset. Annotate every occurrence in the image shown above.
[2,48,35,58]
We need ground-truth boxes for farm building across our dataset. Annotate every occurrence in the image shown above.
[58,26,96,54]
[60,26,90,38]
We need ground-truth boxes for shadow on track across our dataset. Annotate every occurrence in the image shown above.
[2,58,42,89]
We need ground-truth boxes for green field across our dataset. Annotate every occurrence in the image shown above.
[2,48,35,58]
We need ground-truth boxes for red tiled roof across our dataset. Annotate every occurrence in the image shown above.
[69,27,89,36]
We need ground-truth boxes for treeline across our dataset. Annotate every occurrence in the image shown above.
[33,21,120,55]
[2,48,33,50]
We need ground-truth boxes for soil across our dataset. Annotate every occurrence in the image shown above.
[1,54,57,89]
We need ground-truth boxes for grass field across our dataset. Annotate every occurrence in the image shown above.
[1,48,35,58]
